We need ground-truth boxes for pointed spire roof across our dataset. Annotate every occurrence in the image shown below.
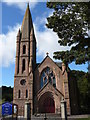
[21,3,33,39]
[27,2,29,8]
[17,28,20,37]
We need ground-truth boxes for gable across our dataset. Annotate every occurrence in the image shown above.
[36,56,62,73]
[37,82,64,101]
[35,56,67,95]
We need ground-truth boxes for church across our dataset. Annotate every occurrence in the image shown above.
[13,3,79,116]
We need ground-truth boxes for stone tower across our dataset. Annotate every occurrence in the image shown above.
[13,3,36,116]
[13,3,79,116]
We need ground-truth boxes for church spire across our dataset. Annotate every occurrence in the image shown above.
[21,3,33,39]
[27,2,29,9]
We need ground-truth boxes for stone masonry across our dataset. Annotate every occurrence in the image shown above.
[13,3,79,116]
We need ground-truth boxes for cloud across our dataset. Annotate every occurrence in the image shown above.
[34,13,70,61]
[0,8,70,67]
[0,24,21,67]
[2,0,38,11]
[2,0,49,11]
[34,24,70,61]
[0,22,70,67]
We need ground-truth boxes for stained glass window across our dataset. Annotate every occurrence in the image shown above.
[41,67,56,88]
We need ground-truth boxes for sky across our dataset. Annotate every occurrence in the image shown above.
[0,1,88,87]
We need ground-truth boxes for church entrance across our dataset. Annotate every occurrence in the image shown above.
[43,97,55,113]
[38,92,55,113]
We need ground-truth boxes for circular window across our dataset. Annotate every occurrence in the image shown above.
[20,79,26,85]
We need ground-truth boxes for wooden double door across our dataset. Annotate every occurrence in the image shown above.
[43,97,55,113]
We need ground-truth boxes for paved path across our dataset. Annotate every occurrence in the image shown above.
[68,114,90,118]
[0,114,90,120]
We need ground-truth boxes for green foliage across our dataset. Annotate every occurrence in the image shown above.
[46,2,90,64]
[77,118,90,120]
[0,86,13,102]
[71,70,90,114]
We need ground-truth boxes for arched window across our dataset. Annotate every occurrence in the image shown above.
[17,57,19,74]
[23,45,26,54]
[22,59,25,72]
[41,67,56,88]
[18,90,21,98]
[26,90,28,98]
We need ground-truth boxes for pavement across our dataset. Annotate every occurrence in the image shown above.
[0,114,90,120]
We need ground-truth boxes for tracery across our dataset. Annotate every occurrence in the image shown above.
[41,67,56,88]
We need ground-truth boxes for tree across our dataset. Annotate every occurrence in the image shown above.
[71,70,90,113]
[88,61,90,73]
[46,2,90,64]
[0,86,13,102]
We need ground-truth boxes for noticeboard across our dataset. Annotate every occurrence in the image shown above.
[2,102,12,116]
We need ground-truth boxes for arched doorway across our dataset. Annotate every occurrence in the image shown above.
[43,97,55,113]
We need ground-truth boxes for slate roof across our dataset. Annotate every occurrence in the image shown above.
[55,62,62,68]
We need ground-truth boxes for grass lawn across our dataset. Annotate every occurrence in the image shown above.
[77,118,90,120]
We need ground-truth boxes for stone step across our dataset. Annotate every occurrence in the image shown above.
[2,117,62,120]
[31,117,62,120]
[33,113,61,117]
[31,114,62,120]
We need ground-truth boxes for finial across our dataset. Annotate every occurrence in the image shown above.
[17,28,20,37]
[19,28,20,32]
[46,52,49,56]
[27,2,29,8]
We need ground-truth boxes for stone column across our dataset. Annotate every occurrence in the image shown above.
[61,100,67,120]
[24,102,31,120]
